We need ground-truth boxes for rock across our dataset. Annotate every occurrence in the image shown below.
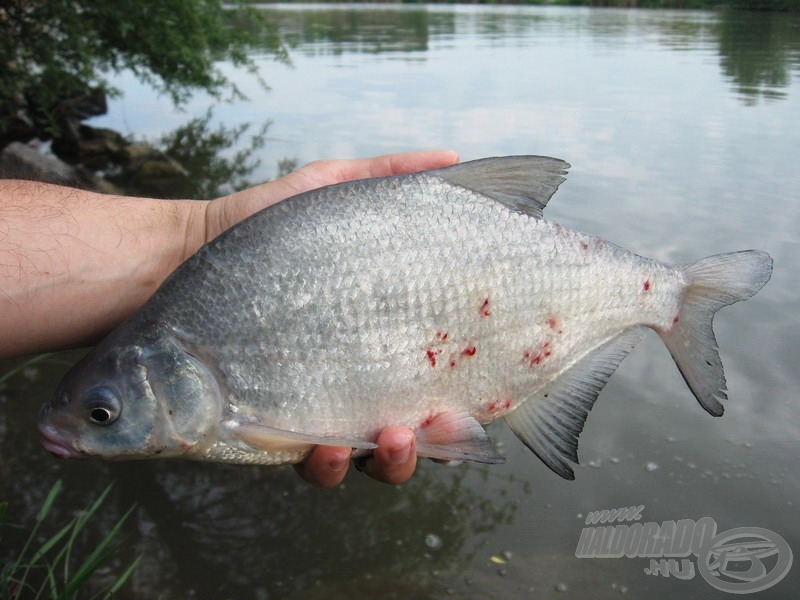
[0,140,119,193]
[108,145,189,194]
[0,141,83,182]
[0,113,37,147]
[51,124,129,169]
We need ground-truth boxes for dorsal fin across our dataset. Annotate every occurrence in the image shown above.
[435,156,570,218]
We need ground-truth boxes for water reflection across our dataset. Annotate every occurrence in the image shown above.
[259,6,799,104]
[264,6,455,56]
[717,10,799,104]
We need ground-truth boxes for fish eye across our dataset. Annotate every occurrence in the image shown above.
[83,387,122,426]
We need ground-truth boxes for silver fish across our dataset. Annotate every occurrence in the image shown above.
[38,157,773,479]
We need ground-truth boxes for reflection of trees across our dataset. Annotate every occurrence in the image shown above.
[264,8,455,56]
[106,111,289,200]
[717,10,798,104]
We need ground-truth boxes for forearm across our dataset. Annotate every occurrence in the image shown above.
[0,180,205,358]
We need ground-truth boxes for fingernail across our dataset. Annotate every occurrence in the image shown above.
[388,434,413,465]
[329,457,348,473]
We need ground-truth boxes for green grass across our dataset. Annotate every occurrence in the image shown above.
[0,354,55,386]
[0,481,140,600]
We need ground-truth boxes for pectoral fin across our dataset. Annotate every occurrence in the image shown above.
[505,327,646,480]
[415,411,506,464]
[231,422,378,453]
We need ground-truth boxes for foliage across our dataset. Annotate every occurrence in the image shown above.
[0,481,139,600]
[0,0,287,138]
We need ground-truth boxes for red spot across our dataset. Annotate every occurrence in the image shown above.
[461,345,477,357]
[426,349,437,368]
[673,314,680,324]
[581,241,589,250]
[421,415,435,428]
[524,342,552,367]
[557,329,564,335]
[547,316,558,330]
[449,360,457,368]
[480,297,491,317]
[488,398,513,413]
[643,279,652,292]
[436,331,448,341]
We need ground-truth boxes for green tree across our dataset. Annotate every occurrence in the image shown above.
[0,0,287,140]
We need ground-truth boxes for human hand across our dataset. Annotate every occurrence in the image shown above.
[198,149,460,246]
[293,426,418,488]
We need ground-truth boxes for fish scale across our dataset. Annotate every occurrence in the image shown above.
[38,156,773,479]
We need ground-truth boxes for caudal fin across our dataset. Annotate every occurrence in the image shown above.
[658,250,773,416]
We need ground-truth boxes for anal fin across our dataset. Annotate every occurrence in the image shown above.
[231,422,378,453]
[505,327,646,480]
[415,411,505,465]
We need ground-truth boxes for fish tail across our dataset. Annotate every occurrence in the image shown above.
[658,250,773,416]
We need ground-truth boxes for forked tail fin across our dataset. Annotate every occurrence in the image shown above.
[658,250,773,416]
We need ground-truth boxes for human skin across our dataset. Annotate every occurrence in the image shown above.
[0,149,459,486]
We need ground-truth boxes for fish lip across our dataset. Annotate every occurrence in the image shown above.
[37,423,83,459]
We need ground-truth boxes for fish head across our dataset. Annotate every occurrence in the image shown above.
[39,322,222,460]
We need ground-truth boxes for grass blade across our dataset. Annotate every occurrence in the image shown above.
[2,481,140,600]
[0,353,54,385]
[11,481,64,595]
[63,503,136,597]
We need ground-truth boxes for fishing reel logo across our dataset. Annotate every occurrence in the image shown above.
[697,527,793,594]
[575,506,793,594]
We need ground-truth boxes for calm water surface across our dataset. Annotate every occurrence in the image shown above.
[2,5,799,599]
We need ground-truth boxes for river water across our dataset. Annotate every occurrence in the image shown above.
[2,5,799,599]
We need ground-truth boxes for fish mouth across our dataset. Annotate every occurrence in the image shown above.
[38,423,83,459]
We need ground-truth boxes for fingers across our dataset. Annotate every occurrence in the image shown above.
[293,445,351,489]
[320,149,460,182]
[295,426,418,488]
[206,150,459,244]
[358,426,417,485]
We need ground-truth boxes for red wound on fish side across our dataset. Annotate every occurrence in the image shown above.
[487,398,513,414]
[479,297,491,317]
[547,316,558,330]
[524,340,552,367]
[525,351,542,366]
[643,279,652,292]
[436,331,448,341]
[581,241,589,250]
[426,349,437,368]
[461,345,477,357]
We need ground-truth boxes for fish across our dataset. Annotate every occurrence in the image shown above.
[38,156,773,479]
